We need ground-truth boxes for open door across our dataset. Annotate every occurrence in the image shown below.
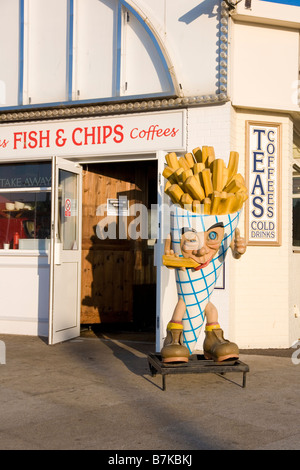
[48,157,82,345]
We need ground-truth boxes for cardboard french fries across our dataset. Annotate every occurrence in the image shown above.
[212,159,225,192]
[227,151,239,182]
[184,175,205,201]
[192,147,203,164]
[168,184,184,204]
[181,169,193,182]
[201,168,213,197]
[181,193,193,208]
[162,166,176,183]
[164,147,248,215]
[184,153,195,168]
[178,156,190,170]
[203,197,211,215]
[201,146,210,165]
[224,178,243,194]
[174,167,184,183]
[192,200,201,214]
[211,191,222,215]
[166,152,180,170]
[193,162,205,174]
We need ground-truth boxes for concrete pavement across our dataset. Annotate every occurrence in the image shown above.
[0,332,299,450]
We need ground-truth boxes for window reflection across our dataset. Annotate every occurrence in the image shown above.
[0,163,51,251]
[293,199,300,247]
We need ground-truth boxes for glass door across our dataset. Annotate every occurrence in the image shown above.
[48,157,82,345]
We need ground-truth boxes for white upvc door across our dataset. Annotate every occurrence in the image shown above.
[48,157,82,345]
[155,151,178,353]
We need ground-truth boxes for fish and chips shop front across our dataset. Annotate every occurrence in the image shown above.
[0,110,188,347]
[0,0,300,353]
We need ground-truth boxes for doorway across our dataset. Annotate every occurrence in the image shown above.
[80,160,157,337]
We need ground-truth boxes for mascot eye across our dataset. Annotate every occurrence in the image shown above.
[208,231,217,241]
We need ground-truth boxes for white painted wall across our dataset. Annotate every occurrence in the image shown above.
[229,108,295,348]
[0,253,49,336]
[230,21,300,112]
[234,0,300,28]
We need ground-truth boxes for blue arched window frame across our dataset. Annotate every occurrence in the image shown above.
[8,0,176,111]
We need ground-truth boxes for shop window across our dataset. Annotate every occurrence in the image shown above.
[121,8,172,96]
[0,162,51,251]
[74,0,118,100]
[293,174,300,247]
[25,0,68,105]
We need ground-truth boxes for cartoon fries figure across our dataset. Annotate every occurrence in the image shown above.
[161,148,247,363]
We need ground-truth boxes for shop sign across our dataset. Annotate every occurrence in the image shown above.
[245,121,281,246]
[0,111,186,160]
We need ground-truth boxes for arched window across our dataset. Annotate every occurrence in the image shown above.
[0,0,175,109]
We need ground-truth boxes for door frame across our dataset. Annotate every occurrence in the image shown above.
[47,150,177,348]
[48,156,83,344]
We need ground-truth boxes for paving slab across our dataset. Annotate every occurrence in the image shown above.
[0,333,299,450]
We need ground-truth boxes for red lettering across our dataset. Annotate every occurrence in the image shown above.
[129,125,179,141]
[13,132,23,150]
[84,126,96,145]
[72,127,83,146]
[97,126,102,144]
[0,139,8,148]
[28,131,38,149]
[39,130,50,148]
[56,129,67,147]
[130,128,138,139]
[113,125,124,143]
[103,126,112,143]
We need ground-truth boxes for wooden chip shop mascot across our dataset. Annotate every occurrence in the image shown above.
[161,146,248,363]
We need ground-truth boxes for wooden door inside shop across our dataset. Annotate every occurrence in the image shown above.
[80,160,157,334]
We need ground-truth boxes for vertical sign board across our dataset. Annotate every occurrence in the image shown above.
[246,122,281,246]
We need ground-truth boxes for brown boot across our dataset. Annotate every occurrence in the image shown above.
[203,325,239,362]
[161,322,190,363]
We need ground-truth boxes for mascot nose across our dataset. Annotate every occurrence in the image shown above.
[193,245,209,256]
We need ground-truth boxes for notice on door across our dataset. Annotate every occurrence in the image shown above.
[107,198,129,216]
[65,198,71,217]
[64,198,77,217]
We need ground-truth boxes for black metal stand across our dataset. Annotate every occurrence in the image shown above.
[147,353,249,391]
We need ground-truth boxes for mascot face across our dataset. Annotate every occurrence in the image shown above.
[180,223,224,270]
[170,205,239,268]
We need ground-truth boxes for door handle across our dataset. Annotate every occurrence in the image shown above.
[54,242,62,265]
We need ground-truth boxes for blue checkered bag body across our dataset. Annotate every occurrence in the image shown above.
[170,205,241,354]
